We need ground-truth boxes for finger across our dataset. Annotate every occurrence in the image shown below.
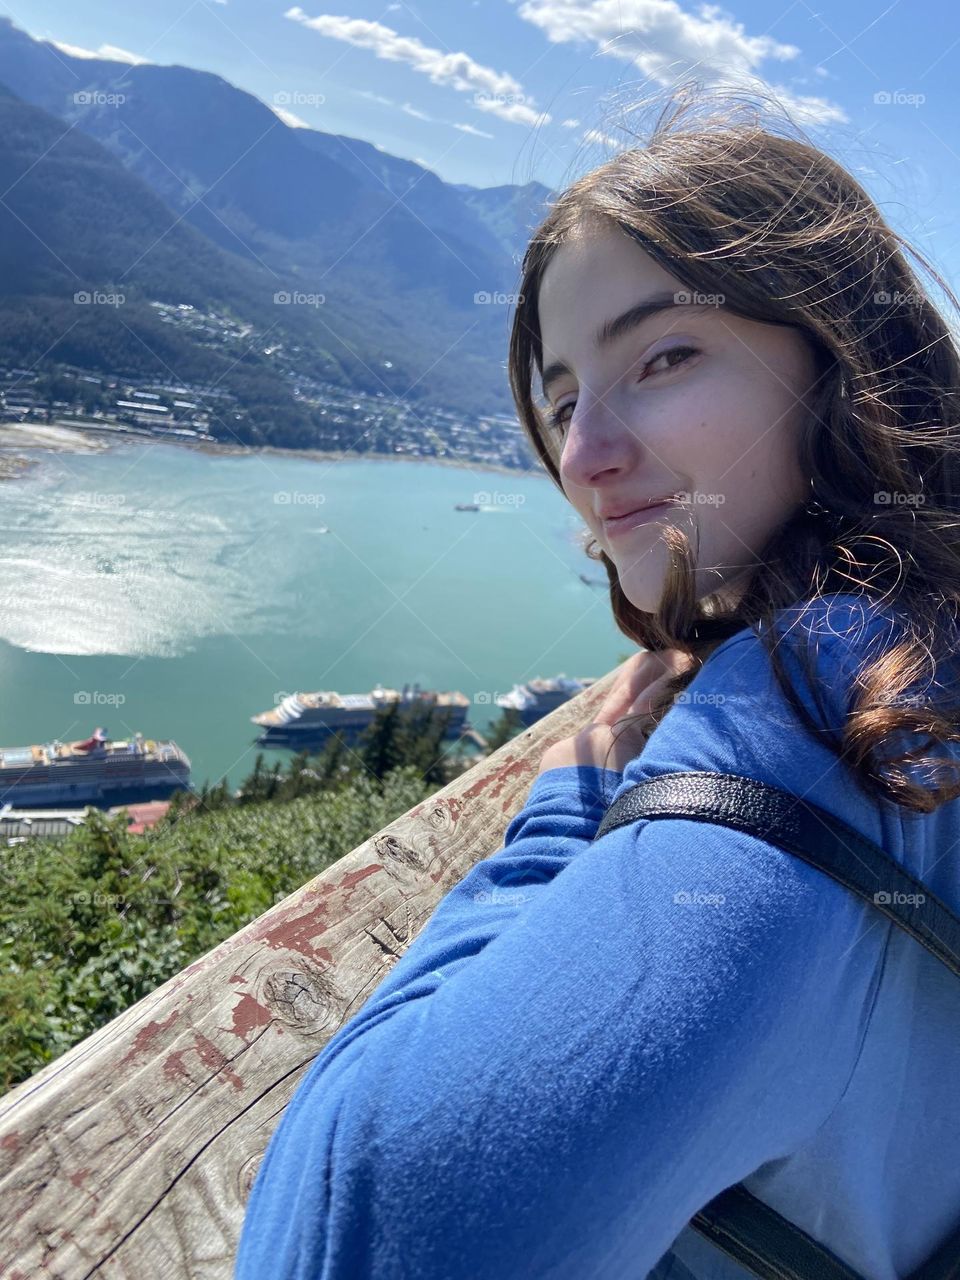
[594,652,669,724]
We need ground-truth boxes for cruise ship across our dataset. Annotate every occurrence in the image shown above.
[495,674,598,727]
[252,683,472,747]
[0,726,192,808]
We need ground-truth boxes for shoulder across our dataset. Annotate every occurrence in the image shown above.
[714,589,910,668]
[699,589,910,719]
[620,592,910,798]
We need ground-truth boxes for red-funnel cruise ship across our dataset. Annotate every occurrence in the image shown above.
[0,726,192,807]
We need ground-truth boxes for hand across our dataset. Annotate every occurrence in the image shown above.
[537,648,695,776]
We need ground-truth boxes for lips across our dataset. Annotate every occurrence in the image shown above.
[602,497,677,537]
[599,494,678,521]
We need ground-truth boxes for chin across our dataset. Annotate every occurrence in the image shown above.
[607,538,667,604]
[614,569,665,615]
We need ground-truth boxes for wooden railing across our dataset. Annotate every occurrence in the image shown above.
[0,669,620,1279]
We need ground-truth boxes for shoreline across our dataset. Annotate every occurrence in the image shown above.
[0,420,531,481]
[0,421,114,481]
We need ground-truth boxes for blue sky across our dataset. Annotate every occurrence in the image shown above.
[15,0,960,289]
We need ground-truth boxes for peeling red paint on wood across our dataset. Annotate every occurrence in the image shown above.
[260,915,334,964]
[163,1032,244,1092]
[461,755,532,809]
[339,863,382,890]
[228,993,273,1041]
[0,680,603,1276]
[249,894,335,963]
[118,1009,180,1068]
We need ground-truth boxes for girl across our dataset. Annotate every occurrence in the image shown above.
[235,89,960,1279]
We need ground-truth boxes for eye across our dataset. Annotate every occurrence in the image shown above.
[544,344,700,436]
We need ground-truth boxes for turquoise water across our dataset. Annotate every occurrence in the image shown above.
[0,441,628,793]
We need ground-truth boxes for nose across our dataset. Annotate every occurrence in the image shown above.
[559,392,640,489]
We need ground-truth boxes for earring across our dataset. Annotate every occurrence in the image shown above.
[805,476,830,518]
[805,477,845,527]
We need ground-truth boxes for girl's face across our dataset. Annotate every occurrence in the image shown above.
[537,219,820,612]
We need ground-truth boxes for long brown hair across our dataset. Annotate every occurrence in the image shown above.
[508,85,960,812]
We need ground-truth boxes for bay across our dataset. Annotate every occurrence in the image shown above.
[0,440,627,794]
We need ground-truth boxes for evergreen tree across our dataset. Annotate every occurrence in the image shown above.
[315,733,352,787]
[356,701,405,782]
[484,707,525,753]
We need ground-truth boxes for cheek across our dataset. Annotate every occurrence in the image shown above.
[676,379,801,492]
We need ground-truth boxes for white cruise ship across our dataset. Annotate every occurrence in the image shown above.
[0,726,192,808]
[251,683,471,747]
[495,674,597,727]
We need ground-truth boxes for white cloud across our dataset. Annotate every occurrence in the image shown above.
[355,85,495,139]
[355,89,397,106]
[271,104,311,128]
[583,126,621,149]
[48,39,150,65]
[765,84,847,124]
[583,126,619,147]
[453,121,494,138]
[515,0,847,126]
[284,8,550,127]
[560,117,581,128]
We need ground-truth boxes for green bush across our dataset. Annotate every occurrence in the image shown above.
[0,765,433,1094]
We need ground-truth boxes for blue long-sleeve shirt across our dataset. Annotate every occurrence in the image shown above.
[234,593,960,1279]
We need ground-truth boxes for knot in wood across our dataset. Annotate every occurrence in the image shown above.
[261,964,336,1034]
[238,1151,263,1202]
[424,800,455,834]
[373,832,430,878]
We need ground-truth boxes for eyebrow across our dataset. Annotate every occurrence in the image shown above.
[539,289,709,401]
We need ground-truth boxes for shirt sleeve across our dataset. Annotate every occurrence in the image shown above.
[235,599,897,1280]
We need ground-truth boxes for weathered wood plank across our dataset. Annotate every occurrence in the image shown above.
[0,671,620,1279]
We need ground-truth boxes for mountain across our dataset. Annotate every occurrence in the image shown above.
[454,180,557,264]
[0,17,554,419]
[295,131,508,265]
[0,81,387,444]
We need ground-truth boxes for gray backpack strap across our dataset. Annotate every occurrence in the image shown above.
[593,771,960,1280]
